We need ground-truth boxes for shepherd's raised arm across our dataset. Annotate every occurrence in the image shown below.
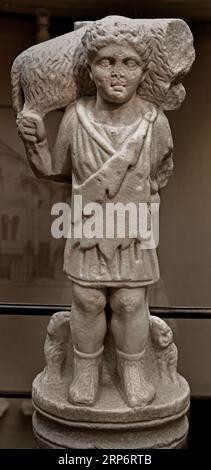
[16,105,72,182]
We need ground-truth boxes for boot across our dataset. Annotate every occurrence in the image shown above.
[116,348,155,408]
[68,345,104,406]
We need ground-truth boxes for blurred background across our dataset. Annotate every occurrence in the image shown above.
[0,0,211,447]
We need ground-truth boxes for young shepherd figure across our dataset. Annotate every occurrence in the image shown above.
[17,18,173,408]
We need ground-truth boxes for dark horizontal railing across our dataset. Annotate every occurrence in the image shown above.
[0,391,31,399]
[0,303,211,319]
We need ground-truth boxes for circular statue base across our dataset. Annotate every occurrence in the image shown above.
[33,373,189,449]
[32,314,190,449]
[33,408,188,449]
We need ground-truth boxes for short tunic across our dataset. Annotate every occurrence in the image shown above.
[28,96,173,288]
[62,97,173,287]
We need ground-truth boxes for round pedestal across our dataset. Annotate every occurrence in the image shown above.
[33,409,188,449]
[32,317,190,449]
[32,372,189,449]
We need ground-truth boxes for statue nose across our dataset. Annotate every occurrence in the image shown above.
[111,68,124,78]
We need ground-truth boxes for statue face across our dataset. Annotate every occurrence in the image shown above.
[88,43,143,104]
[156,327,173,348]
[151,318,173,348]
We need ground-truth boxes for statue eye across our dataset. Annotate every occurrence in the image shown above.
[125,59,138,68]
[99,59,111,67]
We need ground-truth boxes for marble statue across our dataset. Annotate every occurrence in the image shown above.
[12,16,195,448]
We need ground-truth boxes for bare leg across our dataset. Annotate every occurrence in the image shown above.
[110,287,149,354]
[110,287,155,407]
[68,283,107,405]
[70,283,107,354]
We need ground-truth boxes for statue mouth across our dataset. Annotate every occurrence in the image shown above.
[111,83,126,90]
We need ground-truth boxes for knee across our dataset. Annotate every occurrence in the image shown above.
[111,288,146,316]
[72,284,106,316]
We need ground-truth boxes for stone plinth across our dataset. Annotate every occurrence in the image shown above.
[32,319,189,449]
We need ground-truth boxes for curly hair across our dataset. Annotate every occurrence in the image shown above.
[73,17,173,107]
[82,18,149,64]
